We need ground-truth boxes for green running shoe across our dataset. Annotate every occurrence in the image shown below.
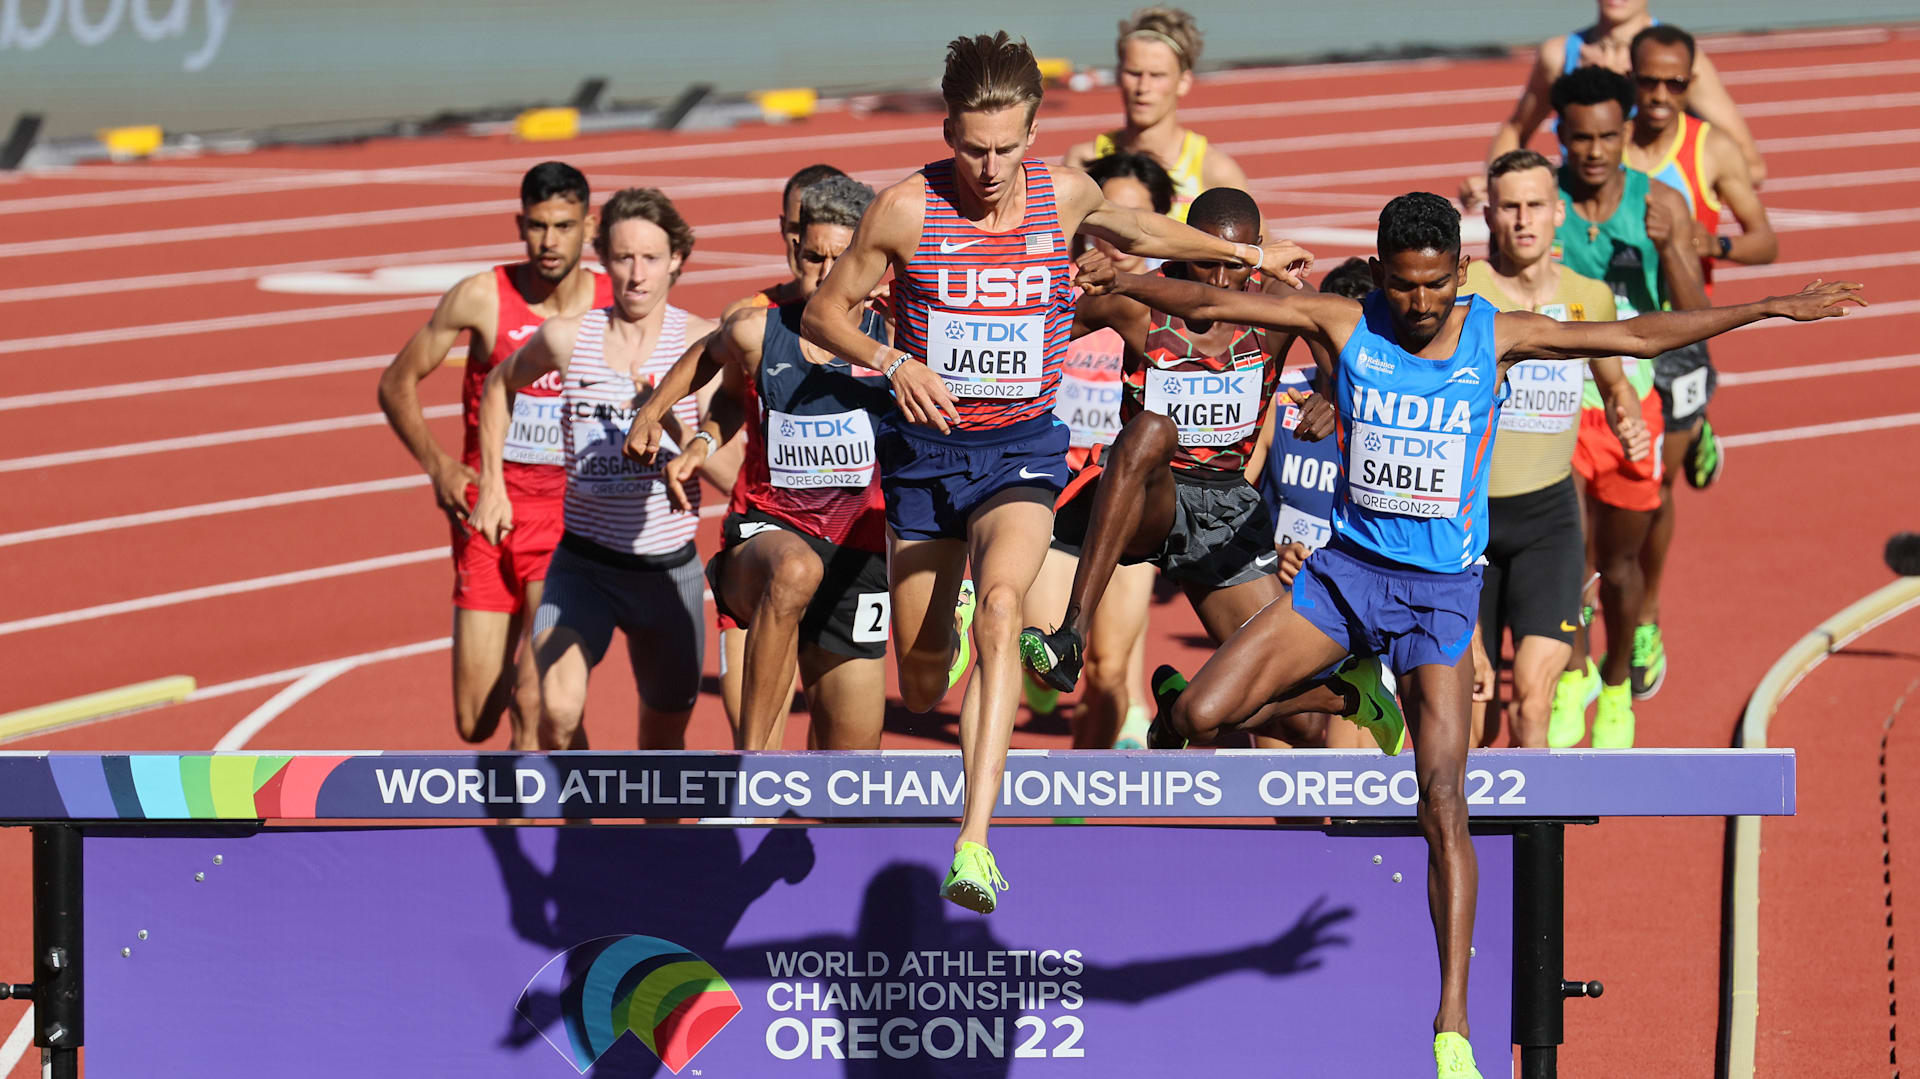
[1629,623,1667,701]
[1018,622,1084,693]
[1591,680,1636,749]
[1114,703,1152,750]
[1686,417,1724,489]
[1548,659,1599,748]
[948,580,976,691]
[1332,654,1406,756]
[940,841,1008,914]
[1146,665,1189,749]
[1434,1032,1484,1079]
[1023,674,1061,716]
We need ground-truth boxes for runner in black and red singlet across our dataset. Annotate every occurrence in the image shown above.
[627,177,894,751]
[800,31,1312,913]
[377,162,611,749]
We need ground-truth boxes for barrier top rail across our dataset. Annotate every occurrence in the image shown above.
[0,749,1793,822]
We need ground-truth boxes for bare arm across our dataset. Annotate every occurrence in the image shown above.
[1061,138,1100,168]
[1199,145,1249,192]
[375,272,492,521]
[1057,166,1313,285]
[1495,280,1865,362]
[470,316,576,543]
[1703,127,1777,265]
[623,328,724,465]
[1107,270,1358,354]
[1461,41,1559,210]
[1686,50,1766,187]
[1244,395,1280,487]
[1646,182,1710,312]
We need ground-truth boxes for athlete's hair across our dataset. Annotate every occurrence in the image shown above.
[1319,257,1374,301]
[1487,148,1555,186]
[1631,24,1697,68]
[1377,192,1460,258]
[797,175,875,233]
[941,32,1045,122]
[1116,6,1202,72]
[595,187,695,277]
[782,164,847,211]
[520,161,589,208]
[1186,186,1260,239]
[1084,151,1175,215]
[1550,65,1638,121]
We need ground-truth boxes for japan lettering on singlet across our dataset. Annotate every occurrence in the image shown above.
[1056,326,1124,449]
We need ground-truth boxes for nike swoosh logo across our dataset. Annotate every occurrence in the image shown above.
[1254,553,1279,567]
[1017,466,1054,481]
[940,238,988,255]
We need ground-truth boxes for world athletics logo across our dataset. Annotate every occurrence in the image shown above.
[518,935,742,1074]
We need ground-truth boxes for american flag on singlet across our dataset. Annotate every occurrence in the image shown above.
[890,158,1074,430]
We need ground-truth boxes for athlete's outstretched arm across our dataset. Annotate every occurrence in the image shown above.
[801,180,960,434]
[377,272,492,522]
[1097,266,1359,355]
[1461,40,1561,209]
[471,316,577,544]
[661,361,749,515]
[624,327,725,465]
[1055,167,1314,286]
[1497,280,1865,363]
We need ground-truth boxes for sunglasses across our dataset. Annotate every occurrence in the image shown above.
[1635,74,1691,94]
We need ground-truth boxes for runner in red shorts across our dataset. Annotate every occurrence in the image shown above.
[377,162,611,748]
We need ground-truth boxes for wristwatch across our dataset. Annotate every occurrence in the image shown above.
[1716,235,1732,259]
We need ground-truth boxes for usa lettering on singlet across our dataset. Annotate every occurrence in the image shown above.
[890,159,1075,429]
[1123,277,1275,473]
[462,265,614,502]
[1056,326,1124,449]
[1332,294,1507,573]
[561,306,697,555]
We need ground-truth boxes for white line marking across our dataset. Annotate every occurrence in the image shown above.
[0,476,427,548]
[0,353,399,411]
[1719,353,1920,386]
[0,243,522,305]
[1733,298,1920,330]
[189,638,452,701]
[1715,248,1920,281]
[0,1008,32,1079]
[0,548,445,639]
[215,659,354,750]
[1719,411,1920,448]
[0,405,460,474]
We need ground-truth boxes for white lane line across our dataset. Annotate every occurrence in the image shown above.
[1719,353,1920,386]
[1719,411,1920,447]
[0,353,398,411]
[0,405,460,474]
[1716,248,1920,281]
[0,548,446,639]
[1733,297,1920,330]
[0,243,522,305]
[0,1008,32,1079]
[214,659,355,750]
[1758,166,1920,194]
[189,638,452,702]
[0,476,427,548]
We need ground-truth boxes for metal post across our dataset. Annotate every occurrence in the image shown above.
[32,825,81,1079]
[1513,822,1563,1079]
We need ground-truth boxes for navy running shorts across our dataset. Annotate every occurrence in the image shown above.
[1290,538,1483,678]
[877,413,1070,542]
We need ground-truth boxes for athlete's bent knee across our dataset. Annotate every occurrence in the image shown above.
[973,583,1024,642]
[762,550,824,621]
[1113,411,1177,467]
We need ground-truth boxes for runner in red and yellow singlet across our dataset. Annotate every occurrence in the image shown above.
[377,162,609,749]
[801,32,1312,914]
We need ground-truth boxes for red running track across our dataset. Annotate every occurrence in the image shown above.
[3,23,1920,1075]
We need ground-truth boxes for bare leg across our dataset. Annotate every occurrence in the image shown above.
[718,531,824,750]
[1061,413,1181,638]
[531,625,594,751]
[718,626,747,732]
[1589,500,1654,687]
[885,533,970,713]
[505,582,546,751]
[1401,652,1479,1039]
[799,648,887,750]
[451,607,516,744]
[1186,575,1330,744]
[1078,563,1154,747]
[1508,634,1574,748]
[1171,587,1350,743]
[1638,424,1692,628]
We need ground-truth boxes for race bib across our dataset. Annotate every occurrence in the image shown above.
[1056,373,1121,448]
[1347,420,1466,518]
[766,408,875,489]
[1275,504,1333,552]
[1500,360,1580,434]
[569,420,659,496]
[503,393,565,466]
[924,310,1044,399]
[1142,367,1262,447]
[1668,365,1710,419]
[851,592,890,644]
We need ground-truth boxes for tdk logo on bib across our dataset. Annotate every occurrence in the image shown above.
[1143,368,1260,447]
[925,308,1045,399]
[936,266,1051,308]
[1501,360,1579,434]
[767,408,875,488]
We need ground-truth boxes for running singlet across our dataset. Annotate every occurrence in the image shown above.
[1331,293,1506,573]
[1461,260,1616,497]
[1123,274,1275,474]
[1259,367,1341,554]
[1090,130,1210,221]
[1554,165,1665,319]
[1056,326,1125,450]
[560,306,697,556]
[891,159,1075,430]
[462,264,615,503]
[1560,18,1660,74]
[1646,114,1723,288]
[730,300,893,552]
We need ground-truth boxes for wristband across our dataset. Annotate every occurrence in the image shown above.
[1716,235,1732,259]
[689,430,719,454]
[883,354,910,381]
[1233,242,1261,269]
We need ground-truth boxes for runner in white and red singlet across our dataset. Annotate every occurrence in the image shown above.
[377,162,611,749]
[471,188,715,751]
[800,31,1312,914]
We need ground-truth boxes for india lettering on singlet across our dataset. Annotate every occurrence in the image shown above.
[1346,389,1476,519]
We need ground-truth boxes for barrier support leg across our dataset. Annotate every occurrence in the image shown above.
[33,824,82,1079]
[1513,822,1563,1079]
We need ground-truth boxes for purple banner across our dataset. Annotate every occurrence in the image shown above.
[0,748,1795,821]
[85,825,1512,1075]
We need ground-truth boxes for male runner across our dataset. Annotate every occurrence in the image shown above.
[1626,23,1778,696]
[1022,151,1173,749]
[801,31,1312,914]
[1090,191,1861,1077]
[626,177,894,751]
[376,161,610,749]
[1459,0,1765,208]
[712,163,851,734]
[471,188,715,750]
[1550,65,1705,746]
[1062,6,1248,220]
[1018,187,1370,753]
[1461,149,1647,748]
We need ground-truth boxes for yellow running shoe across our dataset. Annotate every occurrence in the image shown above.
[1548,659,1599,748]
[1591,680,1636,749]
[1023,674,1061,716]
[940,841,1008,914]
[1434,1032,1483,1078]
[1332,654,1406,755]
[948,580,976,691]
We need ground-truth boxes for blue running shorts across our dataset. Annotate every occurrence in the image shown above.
[1290,538,1484,678]
[877,413,1069,541]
